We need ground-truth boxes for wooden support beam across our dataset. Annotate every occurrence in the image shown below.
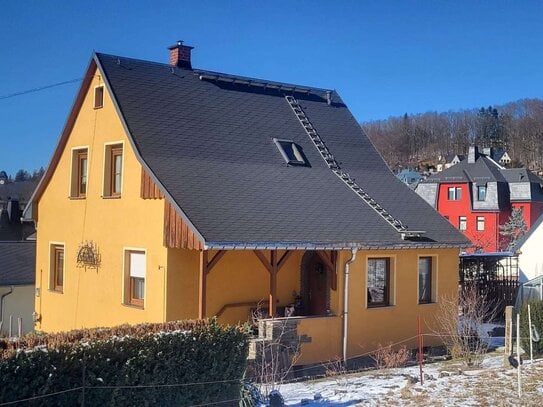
[254,250,273,274]
[207,250,226,272]
[198,250,208,319]
[254,250,292,318]
[277,250,293,270]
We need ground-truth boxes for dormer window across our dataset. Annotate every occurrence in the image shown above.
[94,86,104,109]
[477,185,487,201]
[273,138,307,166]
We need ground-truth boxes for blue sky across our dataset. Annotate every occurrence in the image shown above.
[1,1,543,176]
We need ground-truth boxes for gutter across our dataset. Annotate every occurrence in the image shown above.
[0,286,14,329]
[343,248,357,364]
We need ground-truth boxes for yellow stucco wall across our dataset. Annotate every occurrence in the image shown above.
[35,67,167,332]
[337,248,459,360]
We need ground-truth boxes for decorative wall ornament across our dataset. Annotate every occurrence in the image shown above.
[76,240,101,268]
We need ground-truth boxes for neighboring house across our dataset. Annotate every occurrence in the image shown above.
[397,168,424,187]
[23,42,468,365]
[0,241,36,337]
[483,147,512,167]
[513,214,543,282]
[416,146,543,253]
[436,154,464,172]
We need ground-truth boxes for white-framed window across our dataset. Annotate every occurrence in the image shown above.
[476,216,485,231]
[459,216,467,231]
[124,250,146,307]
[448,186,462,200]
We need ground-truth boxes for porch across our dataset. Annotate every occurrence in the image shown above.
[196,249,342,323]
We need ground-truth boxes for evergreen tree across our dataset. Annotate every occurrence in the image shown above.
[499,207,527,250]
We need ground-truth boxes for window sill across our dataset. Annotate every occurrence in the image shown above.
[49,289,64,294]
[68,196,86,200]
[367,304,394,309]
[123,302,144,310]
[418,301,436,306]
[101,195,121,199]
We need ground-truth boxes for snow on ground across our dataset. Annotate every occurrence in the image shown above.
[270,353,543,406]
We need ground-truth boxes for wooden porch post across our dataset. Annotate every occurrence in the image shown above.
[199,250,208,319]
[198,250,226,319]
[269,250,278,317]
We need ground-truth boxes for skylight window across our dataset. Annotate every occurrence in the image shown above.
[273,138,308,166]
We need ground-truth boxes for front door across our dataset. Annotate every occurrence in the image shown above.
[302,252,328,315]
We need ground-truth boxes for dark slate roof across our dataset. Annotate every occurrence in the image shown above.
[424,155,506,184]
[95,53,468,249]
[0,241,35,286]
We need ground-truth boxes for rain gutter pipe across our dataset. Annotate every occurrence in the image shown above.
[343,248,357,364]
[0,286,14,329]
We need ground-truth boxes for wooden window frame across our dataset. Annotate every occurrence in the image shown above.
[367,258,390,308]
[124,249,145,308]
[50,244,65,292]
[103,143,123,198]
[110,147,123,197]
[76,150,88,197]
[94,86,104,109]
[418,257,432,304]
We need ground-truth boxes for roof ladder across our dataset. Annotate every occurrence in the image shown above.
[284,95,414,235]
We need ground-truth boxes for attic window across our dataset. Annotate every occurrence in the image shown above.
[94,86,104,109]
[273,138,307,166]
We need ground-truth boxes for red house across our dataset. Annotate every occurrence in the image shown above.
[416,146,543,252]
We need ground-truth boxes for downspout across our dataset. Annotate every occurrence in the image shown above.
[343,248,358,364]
[0,286,14,331]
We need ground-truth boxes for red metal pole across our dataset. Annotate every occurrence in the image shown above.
[418,315,424,385]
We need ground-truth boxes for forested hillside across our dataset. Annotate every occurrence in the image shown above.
[362,98,543,172]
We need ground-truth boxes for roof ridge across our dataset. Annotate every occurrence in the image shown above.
[95,52,333,95]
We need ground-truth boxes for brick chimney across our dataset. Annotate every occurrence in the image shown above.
[168,40,193,69]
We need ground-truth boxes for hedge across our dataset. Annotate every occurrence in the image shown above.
[520,301,543,356]
[0,319,249,406]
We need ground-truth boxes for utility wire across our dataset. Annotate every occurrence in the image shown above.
[0,78,83,100]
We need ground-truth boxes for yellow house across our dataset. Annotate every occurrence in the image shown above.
[24,42,468,365]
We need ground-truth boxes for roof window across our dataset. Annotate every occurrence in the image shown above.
[273,138,308,166]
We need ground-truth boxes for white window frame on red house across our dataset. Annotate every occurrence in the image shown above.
[448,186,462,200]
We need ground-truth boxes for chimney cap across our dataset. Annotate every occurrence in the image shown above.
[168,40,194,51]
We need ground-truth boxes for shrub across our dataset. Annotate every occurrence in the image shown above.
[0,319,249,406]
[520,300,543,356]
[370,343,410,370]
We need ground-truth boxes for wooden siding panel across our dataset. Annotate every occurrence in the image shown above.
[141,168,164,199]
[164,200,203,250]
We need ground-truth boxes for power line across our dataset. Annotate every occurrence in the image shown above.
[0,78,83,100]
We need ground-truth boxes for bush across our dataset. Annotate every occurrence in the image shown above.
[0,319,249,406]
[520,300,543,356]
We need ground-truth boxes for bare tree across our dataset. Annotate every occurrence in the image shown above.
[432,285,497,367]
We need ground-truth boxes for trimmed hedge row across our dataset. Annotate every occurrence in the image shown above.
[0,319,249,406]
[520,300,543,356]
